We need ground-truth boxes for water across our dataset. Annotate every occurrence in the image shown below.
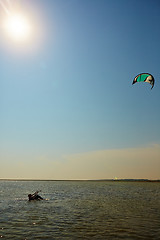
[0,180,160,239]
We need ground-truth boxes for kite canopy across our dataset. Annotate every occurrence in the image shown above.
[132,73,155,89]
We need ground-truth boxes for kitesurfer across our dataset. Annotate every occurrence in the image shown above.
[28,191,43,201]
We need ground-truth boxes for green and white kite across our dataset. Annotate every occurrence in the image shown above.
[132,73,155,89]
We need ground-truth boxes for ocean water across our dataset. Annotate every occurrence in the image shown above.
[0,180,160,239]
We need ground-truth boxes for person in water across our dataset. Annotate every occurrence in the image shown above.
[28,191,43,201]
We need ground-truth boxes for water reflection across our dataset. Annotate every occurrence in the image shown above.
[0,181,160,239]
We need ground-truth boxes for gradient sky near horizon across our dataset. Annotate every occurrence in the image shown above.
[0,0,160,180]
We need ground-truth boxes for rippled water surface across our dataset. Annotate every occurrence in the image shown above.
[0,180,160,239]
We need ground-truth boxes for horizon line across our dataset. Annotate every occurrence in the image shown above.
[0,178,160,182]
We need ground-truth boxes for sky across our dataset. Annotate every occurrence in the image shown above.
[0,0,160,180]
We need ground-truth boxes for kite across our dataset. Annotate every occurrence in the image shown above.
[132,73,155,89]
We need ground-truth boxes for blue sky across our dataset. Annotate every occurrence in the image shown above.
[0,0,160,179]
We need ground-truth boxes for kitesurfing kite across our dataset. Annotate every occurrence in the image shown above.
[132,73,155,89]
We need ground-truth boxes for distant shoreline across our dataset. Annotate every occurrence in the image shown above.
[0,179,160,182]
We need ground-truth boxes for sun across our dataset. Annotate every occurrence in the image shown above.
[4,13,31,41]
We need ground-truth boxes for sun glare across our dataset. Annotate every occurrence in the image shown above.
[4,14,31,41]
